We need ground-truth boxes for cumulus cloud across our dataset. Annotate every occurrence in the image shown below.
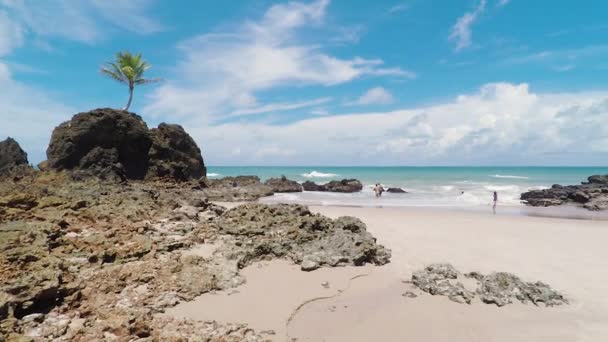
[449,0,486,52]
[144,0,413,121]
[0,10,24,56]
[184,82,608,166]
[352,87,395,105]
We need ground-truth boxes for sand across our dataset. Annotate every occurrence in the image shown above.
[168,205,608,341]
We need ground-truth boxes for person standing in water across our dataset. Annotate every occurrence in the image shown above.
[492,191,498,214]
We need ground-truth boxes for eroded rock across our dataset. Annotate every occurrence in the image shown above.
[264,176,302,193]
[521,175,608,211]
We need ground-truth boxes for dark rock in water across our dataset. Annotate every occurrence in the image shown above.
[302,179,363,193]
[0,137,31,176]
[324,179,363,193]
[521,174,608,211]
[216,203,391,270]
[302,180,326,191]
[411,263,568,307]
[147,123,206,181]
[45,108,206,182]
[387,187,407,193]
[264,176,302,193]
[203,176,274,201]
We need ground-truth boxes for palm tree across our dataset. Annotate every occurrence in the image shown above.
[100,51,160,111]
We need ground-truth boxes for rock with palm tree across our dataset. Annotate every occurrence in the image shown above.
[101,51,160,111]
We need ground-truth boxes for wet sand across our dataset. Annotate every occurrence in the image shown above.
[168,205,608,341]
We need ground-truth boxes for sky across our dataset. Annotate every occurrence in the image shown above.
[1,0,608,166]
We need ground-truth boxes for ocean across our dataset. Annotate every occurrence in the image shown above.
[206,166,608,208]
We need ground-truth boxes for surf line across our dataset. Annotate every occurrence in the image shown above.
[285,271,372,341]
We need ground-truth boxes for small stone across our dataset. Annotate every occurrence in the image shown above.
[301,259,320,271]
[321,281,330,288]
[402,291,417,298]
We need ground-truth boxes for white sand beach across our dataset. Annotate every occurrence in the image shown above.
[168,206,608,341]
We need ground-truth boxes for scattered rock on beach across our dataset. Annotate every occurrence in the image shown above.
[411,263,568,307]
[203,176,274,201]
[521,174,608,211]
[264,176,303,193]
[302,179,363,193]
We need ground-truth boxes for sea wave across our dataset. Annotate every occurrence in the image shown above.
[490,174,529,179]
[207,173,221,177]
[301,170,339,178]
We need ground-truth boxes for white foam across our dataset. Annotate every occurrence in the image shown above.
[207,173,221,177]
[491,174,529,179]
[301,171,339,178]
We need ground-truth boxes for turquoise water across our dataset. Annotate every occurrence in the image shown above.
[207,167,608,207]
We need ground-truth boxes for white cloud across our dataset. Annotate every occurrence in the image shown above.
[230,97,331,117]
[0,0,162,45]
[0,62,75,163]
[352,87,395,105]
[182,82,608,166]
[144,0,413,121]
[449,0,486,52]
[0,10,24,56]
[497,0,510,7]
[388,4,409,14]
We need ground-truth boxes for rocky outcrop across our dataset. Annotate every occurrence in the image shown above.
[202,176,274,201]
[410,263,568,307]
[302,179,363,193]
[264,176,302,193]
[0,138,31,176]
[147,123,206,181]
[216,203,391,271]
[387,187,407,193]
[521,175,608,210]
[45,108,206,182]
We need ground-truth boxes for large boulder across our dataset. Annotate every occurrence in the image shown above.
[521,175,608,211]
[147,123,206,181]
[387,187,407,193]
[0,137,30,176]
[302,179,363,193]
[302,180,326,191]
[45,108,206,182]
[46,108,152,180]
[264,176,302,193]
[203,176,274,201]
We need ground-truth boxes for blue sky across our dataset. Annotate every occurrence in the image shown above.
[1,0,608,165]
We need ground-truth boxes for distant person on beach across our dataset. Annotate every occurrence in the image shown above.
[492,191,498,214]
[374,183,384,198]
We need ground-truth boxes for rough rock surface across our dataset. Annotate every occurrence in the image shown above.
[147,123,206,181]
[302,179,363,193]
[1,171,388,340]
[45,108,206,182]
[411,263,568,307]
[203,176,274,201]
[386,187,407,193]
[264,176,303,193]
[0,138,30,177]
[521,175,608,210]
[214,203,391,270]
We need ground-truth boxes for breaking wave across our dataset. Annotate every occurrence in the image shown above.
[207,173,221,177]
[301,171,339,178]
[491,174,530,179]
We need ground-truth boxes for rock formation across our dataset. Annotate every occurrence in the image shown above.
[0,138,31,177]
[202,176,274,201]
[45,108,206,182]
[386,187,407,193]
[264,176,303,193]
[410,263,568,307]
[521,175,608,210]
[302,179,363,193]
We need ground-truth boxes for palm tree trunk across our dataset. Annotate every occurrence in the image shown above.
[124,86,134,111]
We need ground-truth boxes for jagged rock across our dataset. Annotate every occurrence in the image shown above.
[216,203,391,270]
[264,176,302,193]
[301,179,363,193]
[411,263,568,307]
[521,174,608,211]
[147,123,206,181]
[387,187,407,193]
[45,108,206,182]
[203,176,274,201]
[0,137,31,177]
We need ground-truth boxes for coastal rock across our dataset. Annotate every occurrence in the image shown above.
[45,108,206,182]
[302,179,363,193]
[386,187,407,193]
[147,123,206,181]
[410,263,568,307]
[203,176,274,201]
[0,137,31,177]
[216,203,391,270]
[521,174,608,210]
[264,176,303,193]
